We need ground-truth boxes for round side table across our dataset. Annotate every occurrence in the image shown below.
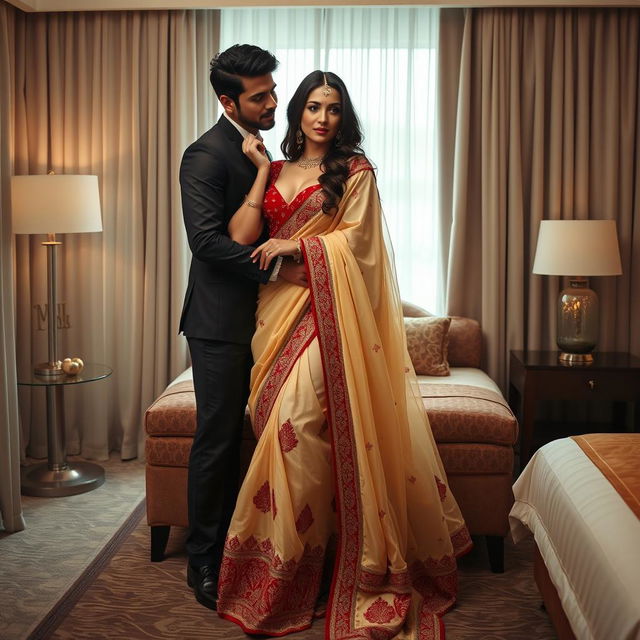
[18,363,112,497]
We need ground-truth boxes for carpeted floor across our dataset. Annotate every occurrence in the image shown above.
[43,511,556,640]
[0,454,146,640]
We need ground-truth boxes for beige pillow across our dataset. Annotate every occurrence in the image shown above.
[404,316,451,376]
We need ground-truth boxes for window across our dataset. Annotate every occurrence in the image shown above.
[221,7,442,313]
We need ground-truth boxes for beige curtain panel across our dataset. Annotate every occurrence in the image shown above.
[10,8,219,463]
[0,1,25,534]
[441,7,640,391]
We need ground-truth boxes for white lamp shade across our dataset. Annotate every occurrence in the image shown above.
[11,174,103,235]
[532,219,622,276]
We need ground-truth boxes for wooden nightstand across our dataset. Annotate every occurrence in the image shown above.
[509,350,640,468]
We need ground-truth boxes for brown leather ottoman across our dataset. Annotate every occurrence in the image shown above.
[145,379,254,562]
[422,382,517,572]
[145,309,517,572]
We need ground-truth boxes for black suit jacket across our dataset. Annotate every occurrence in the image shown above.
[179,115,271,344]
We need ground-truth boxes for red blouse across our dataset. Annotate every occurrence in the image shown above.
[263,161,323,237]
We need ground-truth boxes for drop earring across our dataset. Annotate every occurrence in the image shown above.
[295,128,304,145]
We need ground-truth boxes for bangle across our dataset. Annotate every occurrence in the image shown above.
[293,239,302,263]
[245,196,261,209]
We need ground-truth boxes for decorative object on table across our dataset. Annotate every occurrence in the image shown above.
[11,173,105,497]
[11,173,102,375]
[532,219,622,365]
[61,357,85,376]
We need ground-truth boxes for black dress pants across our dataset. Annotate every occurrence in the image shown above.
[186,336,252,569]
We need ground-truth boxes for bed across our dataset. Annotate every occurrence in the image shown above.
[509,434,640,640]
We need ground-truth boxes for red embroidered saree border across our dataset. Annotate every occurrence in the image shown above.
[303,236,365,639]
[252,308,317,440]
[572,433,640,519]
[303,235,469,640]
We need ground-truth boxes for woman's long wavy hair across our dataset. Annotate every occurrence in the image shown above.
[281,71,364,214]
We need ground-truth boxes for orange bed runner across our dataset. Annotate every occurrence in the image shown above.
[572,433,640,520]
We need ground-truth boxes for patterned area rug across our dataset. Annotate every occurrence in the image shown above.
[44,514,556,639]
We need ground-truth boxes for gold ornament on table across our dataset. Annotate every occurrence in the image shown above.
[61,357,84,376]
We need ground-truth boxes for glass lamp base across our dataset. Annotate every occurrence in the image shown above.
[556,278,599,367]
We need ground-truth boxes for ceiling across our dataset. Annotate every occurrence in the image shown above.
[6,0,638,11]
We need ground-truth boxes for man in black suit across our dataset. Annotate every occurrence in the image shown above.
[179,44,306,611]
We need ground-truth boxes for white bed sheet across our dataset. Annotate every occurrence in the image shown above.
[167,367,193,387]
[509,437,640,640]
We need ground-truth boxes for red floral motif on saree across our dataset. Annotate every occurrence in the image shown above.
[272,488,277,520]
[253,309,317,440]
[409,558,459,617]
[295,504,314,534]
[364,598,396,624]
[451,526,473,556]
[253,481,271,513]
[278,419,299,453]
[434,476,447,501]
[218,535,326,636]
[394,594,411,619]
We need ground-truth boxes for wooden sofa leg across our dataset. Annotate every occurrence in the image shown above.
[486,535,505,573]
[151,525,171,562]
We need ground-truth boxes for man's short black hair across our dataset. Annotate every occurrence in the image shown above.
[209,44,278,105]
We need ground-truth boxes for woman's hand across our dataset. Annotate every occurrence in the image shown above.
[251,238,299,270]
[242,134,270,170]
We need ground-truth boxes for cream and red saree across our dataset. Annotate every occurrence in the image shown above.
[217,158,471,639]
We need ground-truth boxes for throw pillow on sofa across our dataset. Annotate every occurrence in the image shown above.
[404,316,451,376]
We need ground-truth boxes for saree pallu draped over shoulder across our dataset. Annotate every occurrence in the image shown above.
[217,157,471,639]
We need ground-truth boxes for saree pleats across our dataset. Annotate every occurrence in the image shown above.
[217,160,471,639]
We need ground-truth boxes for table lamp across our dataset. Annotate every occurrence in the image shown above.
[11,174,103,375]
[532,219,622,365]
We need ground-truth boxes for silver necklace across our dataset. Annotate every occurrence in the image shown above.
[296,156,322,170]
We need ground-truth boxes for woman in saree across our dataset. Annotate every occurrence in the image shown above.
[216,70,471,639]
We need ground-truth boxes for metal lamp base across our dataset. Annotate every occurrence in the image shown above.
[558,351,594,366]
[21,461,105,497]
[33,362,64,377]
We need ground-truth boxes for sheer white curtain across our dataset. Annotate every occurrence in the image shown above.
[221,7,442,313]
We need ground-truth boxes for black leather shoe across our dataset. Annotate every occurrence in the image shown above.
[187,563,218,610]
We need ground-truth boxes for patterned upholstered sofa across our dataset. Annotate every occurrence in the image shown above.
[145,304,517,572]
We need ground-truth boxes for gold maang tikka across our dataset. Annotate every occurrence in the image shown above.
[321,73,332,97]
